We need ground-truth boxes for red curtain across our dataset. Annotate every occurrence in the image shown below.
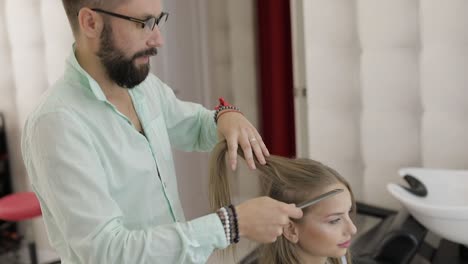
[256,0,296,157]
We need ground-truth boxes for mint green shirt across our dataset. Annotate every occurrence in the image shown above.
[21,50,228,264]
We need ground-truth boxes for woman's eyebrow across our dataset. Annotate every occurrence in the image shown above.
[325,212,345,217]
[325,206,353,217]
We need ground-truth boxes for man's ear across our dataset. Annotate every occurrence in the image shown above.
[77,7,103,39]
[282,221,299,244]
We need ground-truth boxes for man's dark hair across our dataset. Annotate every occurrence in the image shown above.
[62,0,127,36]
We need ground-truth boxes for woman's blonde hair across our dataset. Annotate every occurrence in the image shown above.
[209,141,356,264]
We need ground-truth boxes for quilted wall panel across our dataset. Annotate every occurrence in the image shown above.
[359,0,421,207]
[301,0,468,208]
[421,0,468,168]
[303,0,363,199]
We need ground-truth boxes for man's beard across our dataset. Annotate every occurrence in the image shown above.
[96,22,158,89]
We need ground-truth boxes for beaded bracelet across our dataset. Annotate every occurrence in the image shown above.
[213,97,242,124]
[216,207,230,243]
[228,204,240,243]
[216,109,242,122]
[216,207,231,243]
[220,207,231,242]
[214,105,241,124]
[216,205,240,244]
[226,206,235,244]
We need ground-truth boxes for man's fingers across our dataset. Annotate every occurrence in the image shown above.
[227,138,238,171]
[224,127,268,171]
[241,129,255,169]
[261,141,270,157]
[286,203,303,219]
[249,133,265,165]
[253,130,270,158]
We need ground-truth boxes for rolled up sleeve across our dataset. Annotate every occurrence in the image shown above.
[153,77,218,152]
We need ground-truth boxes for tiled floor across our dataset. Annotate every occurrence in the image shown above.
[0,242,59,264]
[0,244,27,264]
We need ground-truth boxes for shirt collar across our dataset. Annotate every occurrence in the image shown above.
[65,44,108,102]
[65,44,147,105]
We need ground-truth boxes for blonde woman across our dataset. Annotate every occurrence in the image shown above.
[209,141,357,264]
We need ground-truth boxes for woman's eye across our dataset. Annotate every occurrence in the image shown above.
[329,218,341,224]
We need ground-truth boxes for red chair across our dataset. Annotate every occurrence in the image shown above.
[0,192,42,264]
[0,192,42,221]
[0,192,61,264]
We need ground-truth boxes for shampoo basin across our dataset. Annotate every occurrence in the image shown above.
[387,168,468,247]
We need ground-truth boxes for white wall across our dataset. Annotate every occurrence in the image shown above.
[420,0,468,168]
[294,0,468,209]
[299,0,364,201]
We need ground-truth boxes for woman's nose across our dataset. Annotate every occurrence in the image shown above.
[346,218,358,236]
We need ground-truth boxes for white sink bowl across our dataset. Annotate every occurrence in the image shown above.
[387,168,468,246]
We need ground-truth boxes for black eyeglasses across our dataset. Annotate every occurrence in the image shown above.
[90,8,169,31]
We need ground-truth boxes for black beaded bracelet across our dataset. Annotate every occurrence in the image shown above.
[228,204,240,243]
[226,206,235,244]
[214,105,240,124]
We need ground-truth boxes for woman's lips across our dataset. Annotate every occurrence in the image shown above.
[338,240,351,248]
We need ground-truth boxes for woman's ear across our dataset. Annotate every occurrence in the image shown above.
[282,221,299,243]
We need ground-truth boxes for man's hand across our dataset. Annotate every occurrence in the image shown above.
[235,197,303,243]
[217,111,270,170]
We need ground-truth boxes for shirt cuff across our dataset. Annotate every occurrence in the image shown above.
[206,109,219,146]
[189,213,229,250]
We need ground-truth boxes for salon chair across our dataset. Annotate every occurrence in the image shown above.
[0,192,42,264]
[0,192,62,264]
[0,113,60,264]
[350,202,427,264]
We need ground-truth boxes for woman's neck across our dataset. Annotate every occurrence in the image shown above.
[298,250,329,264]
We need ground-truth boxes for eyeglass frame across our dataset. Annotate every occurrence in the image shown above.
[88,8,169,31]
